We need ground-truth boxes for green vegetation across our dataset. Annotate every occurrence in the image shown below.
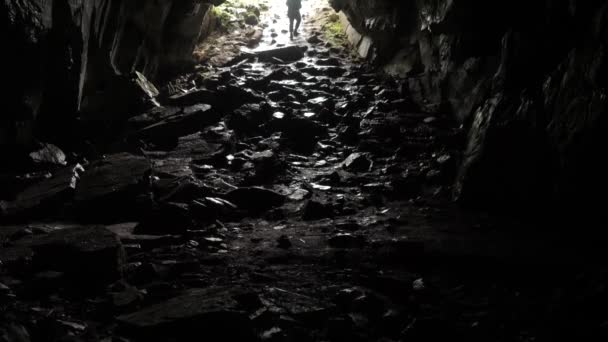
[323,15,347,46]
[212,0,268,30]
[212,6,234,29]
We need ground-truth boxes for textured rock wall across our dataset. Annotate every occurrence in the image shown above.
[1,0,219,146]
[332,0,608,213]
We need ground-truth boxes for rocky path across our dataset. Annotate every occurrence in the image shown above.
[2,2,608,342]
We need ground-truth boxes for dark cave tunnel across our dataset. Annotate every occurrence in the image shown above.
[1,0,608,341]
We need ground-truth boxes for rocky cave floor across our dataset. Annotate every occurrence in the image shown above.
[2,3,608,342]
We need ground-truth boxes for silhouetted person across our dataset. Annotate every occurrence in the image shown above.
[287,0,302,39]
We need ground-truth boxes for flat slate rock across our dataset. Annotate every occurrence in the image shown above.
[117,286,254,341]
[74,153,150,203]
[260,287,329,320]
[127,106,181,130]
[167,89,218,107]
[19,225,125,283]
[144,133,224,164]
[134,104,218,141]
[1,164,84,217]
[106,222,178,248]
[256,46,305,63]
[150,157,194,179]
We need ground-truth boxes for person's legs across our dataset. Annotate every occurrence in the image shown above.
[294,11,301,35]
[289,16,295,39]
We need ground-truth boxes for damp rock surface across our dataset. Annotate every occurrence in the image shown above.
[1,1,608,342]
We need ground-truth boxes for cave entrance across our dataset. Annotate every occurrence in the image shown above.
[195,0,338,65]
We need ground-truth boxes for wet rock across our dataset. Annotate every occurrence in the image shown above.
[315,57,341,67]
[277,235,292,249]
[191,197,238,219]
[301,66,347,77]
[75,153,150,212]
[23,226,125,284]
[117,287,254,341]
[167,89,218,107]
[288,188,311,201]
[390,170,423,198]
[302,197,334,221]
[328,233,366,249]
[152,177,210,204]
[150,157,193,179]
[0,323,30,342]
[342,153,372,172]
[127,106,182,131]
[148,132,224,162]
[268,117,326,153]
[27,270,66,295]
[260,287,329,321]
[1,164,84,218]
[372,237,426,262]
[107,222,179,249]
[335,220,362,231]
[307,35,323,44]
[256,46,305,63]
[134,104,219,142]
[338,124,360,144]
[247,28,264,48]
[111,285,146,310]
[131,71,160,106]
[244,13,259,25]
[228,102,273,134]
[134,202,192,235]
[0,246,34,271]
[224,187,285,213]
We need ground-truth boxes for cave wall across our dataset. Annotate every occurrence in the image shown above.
[332,0,608,212]
[1,0,220,146]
